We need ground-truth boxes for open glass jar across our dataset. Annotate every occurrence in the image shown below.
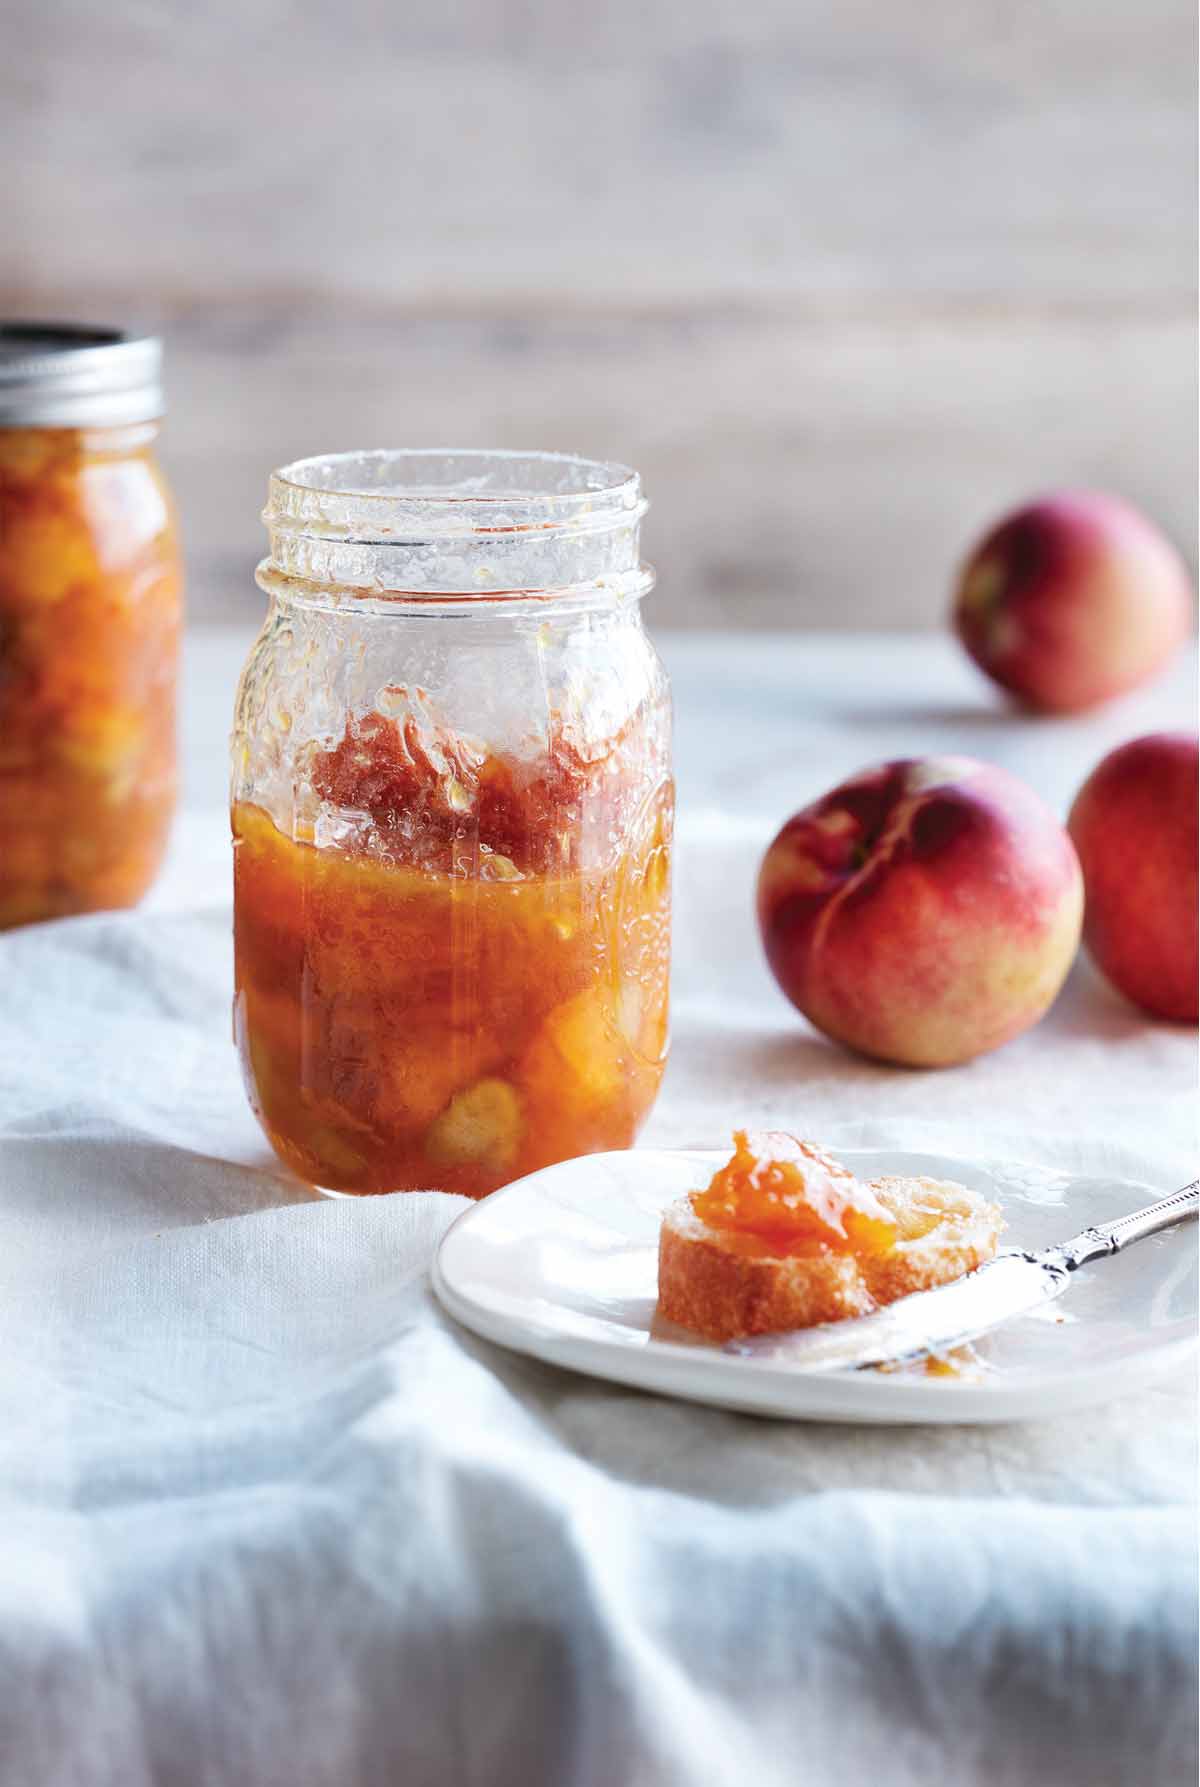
[0,326,182,928]
[232,450,673,1197]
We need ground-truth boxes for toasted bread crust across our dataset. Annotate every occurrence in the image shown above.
[657,1173,1002,1342]
[658,1204,876,1341]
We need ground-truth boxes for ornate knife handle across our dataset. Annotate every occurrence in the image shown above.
[1049,1179,1199,1272]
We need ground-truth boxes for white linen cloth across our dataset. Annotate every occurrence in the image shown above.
[0,631,1195,1787]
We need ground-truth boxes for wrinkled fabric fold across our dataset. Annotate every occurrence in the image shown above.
[0,822,1195,1784]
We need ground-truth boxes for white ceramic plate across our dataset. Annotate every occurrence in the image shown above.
[433,1147,1198,1424]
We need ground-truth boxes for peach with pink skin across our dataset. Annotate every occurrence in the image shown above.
[1068,733,1198,1024]
[757,756,1084,1068]
[953,492,1192,713]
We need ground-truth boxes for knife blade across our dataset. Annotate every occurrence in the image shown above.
[723,1179,1198,1373]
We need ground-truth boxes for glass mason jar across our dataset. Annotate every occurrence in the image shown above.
[0,325,183,928]
[232,450,673,1198]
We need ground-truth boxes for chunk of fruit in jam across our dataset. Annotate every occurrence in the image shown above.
[308,707,623,875]
[692,1131,896,1255]
[425,1077,522,1170]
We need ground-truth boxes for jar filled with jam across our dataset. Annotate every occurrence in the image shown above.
[232,450,673,1197]
[0,326,183,928]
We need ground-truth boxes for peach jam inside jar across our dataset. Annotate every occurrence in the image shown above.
[231,450,673,1197]
[0,326,183,928]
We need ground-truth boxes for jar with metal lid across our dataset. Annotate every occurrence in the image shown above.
[232,449,673,1197]
[0,325,183,927]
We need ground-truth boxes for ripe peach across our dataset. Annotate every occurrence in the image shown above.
[1068,733,1198,1023]
[953,492,1192,713]
[757,756,1083,1067]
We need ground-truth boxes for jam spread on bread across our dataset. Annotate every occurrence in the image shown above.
[659,1133,1004,1341]
[691,1130,896,1258]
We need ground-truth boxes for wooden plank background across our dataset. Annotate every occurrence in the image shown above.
[4,0,1195,627]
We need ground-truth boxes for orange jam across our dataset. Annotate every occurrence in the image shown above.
[692,1130,896,1256]
[232,706,671,1197]
[0,425,181,927]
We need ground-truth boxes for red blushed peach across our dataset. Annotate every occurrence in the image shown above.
[953,492,1192,713]
[757,757,1083,1068]
[1068,733,1198,1023]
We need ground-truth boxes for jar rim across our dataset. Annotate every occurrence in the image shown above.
[267,448,645,541]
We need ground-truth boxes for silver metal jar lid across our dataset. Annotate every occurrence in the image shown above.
[0,324,164,428]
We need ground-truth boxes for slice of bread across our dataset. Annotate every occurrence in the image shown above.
[657,1171,1003,1343]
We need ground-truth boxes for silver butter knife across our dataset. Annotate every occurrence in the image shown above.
[725,1179,1198,1372]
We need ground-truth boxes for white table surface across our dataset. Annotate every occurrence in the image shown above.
[2,625,1196,1787]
